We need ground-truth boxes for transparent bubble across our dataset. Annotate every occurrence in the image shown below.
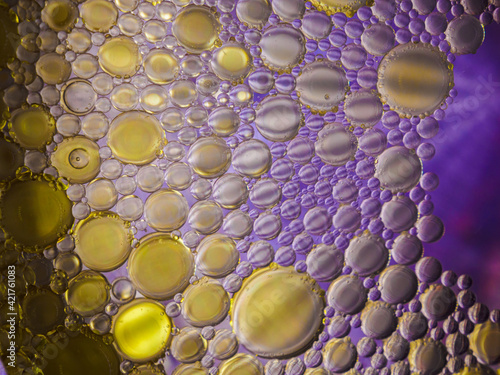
[306,244,343,282]
[381,196,418,232]
[344,89,383,127]
[359,128,387,156]
[345,234,388,276]
[116,195,144,222]
[303,206,331,235]
[361,301,398,339]
[171,327,207,363]
[315,123,357,166]
[233,139,272,178]
[211,43,252,82]
[92,72,113,95]
[196,234,239,278]
[236,0,271,29]
[254,213,282,240]
[161,107,185,132]
[97,36,141,78]
[248,68,275,94]
[375,146,422,193]
[118,14,143,36]
[165,162,192,191]
[361,23,395,56]
[60,79,97,115]
[186,106,208,128]
[72,54,99,79]
[209,107,240,137]
[249,178,281,210]
[169,79,198,107]
[67,28,92,53]
[90,313,112,335]
[260,25,306,71]
[188,200,223,235]
[255,95,303,142]
[196,73,221,96]
[144,189,189,231]
[56,114,81,137]
[136,165,164,193]
[271,0,305,21]
[209,329,239,360]
[416,214,445,243]
[323,338,357,373]
[86,178,118,210]
[101,159,122,180]
[341,44,367,70]
[327,275,367,314]
[140,85,169,113]
[116,176,137,195]
[112,277,136,303]
[379,265,418,304]
[143,49,179,85]
[187,137,232,178]
[222,210,254,239]
[82,112,109,140]
[191,178,213,201]
[400,311,428,341]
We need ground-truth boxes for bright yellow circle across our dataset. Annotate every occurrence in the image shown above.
[98,36,141,78]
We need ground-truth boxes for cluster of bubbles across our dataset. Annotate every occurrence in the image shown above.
[0,0,499,373]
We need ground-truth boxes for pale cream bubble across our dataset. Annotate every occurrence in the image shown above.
[232,139,272,178]
[187,137,232,179]
[188,200,223,235]
[144,189,189,231]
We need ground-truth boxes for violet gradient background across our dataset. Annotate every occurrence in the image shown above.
[424,21,500,310]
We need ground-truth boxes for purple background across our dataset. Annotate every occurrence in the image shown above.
[425,22,500,309]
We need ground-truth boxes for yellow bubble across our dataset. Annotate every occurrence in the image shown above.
[143,48,179,85]
[9,106,55,149]
[108,111,165,165]
[51,135,101,183]
[182,277,230,327]
[43,333,120,375]
[114,0,138,12]
[195,234,239,278]
[219,354,264,375]
[211,43,252,82]
[172,5,220,54]
[378,43,454,117]
[35,52,72,85]
[131,365,166,375]
[112,299,172,362]
[41,0,78,32]
[141,85,169,113]
[454,366,496,375]
[172,363,208,375]
[0,137,23,181]
[128,233,194,300]
[118,13,143,36]
[469,321,500,366]
[111,83,139,111]
[81,0,118,33]
[0,178,73,250]
[309,0,372,17]
[65,270,110,317]
[67,28,92,53]
[98,36,141,78]
[144,189,189,231]
[231,266,325,358]
[169,79,198,108]
[171,327,207,363]
[186,137,232,178]
[75,212,132,272]
[54,252,82,278]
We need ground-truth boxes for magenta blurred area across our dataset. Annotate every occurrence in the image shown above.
[425,22,500,309]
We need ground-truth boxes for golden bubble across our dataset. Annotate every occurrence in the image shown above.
[0,178,73,250]
[82,112,109,140]
[98,36,141,78]
[41,0,78,32]
[112,299,172,362]
[211,43,252,82]
[111,83,139,111]
[140,85,169,113]
[182,277,230,327]
[43,333,120,375]
[469,321,500,366]
[51,135,101,183]
[118,13,143,36]
[67,28,92,53]
[65,270,110,317]
[108,111,165,165]
[114,0,138,12]
[219,354,264,375]
[172,363,208,375]
[231,266,325,358]
[54,252,82,278]
[172,5,220,54]
[169,79,198,108]
[9,106,55,149]
[128,233,194,300]
[35,52,72,85]
[378,43,454,117]
[143,48,180,85]
[81,0,118,33]
[196,234,239,278]
[186,137,232,178]
[144,189,189,231]
[132,365,166,375]
[75,211,133,272]
[171,327,207,363]
[309,0,372,17]
[86,178,118,210]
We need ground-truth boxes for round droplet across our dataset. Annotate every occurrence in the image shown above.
[98,36,141,78]
[306,244,344,282]
[112,299,172,362]
[249,178,281,209]
[128,233,194,300]
[61,79,97,115]
[469,321,500,366]
[408,339,447,375]
[378,43,454,117]
[375,146,422,193]
[315,123,357,166]
[41,0,78,31]
[361,301,398,339]
[171,327,207,363]
[144,49,179,85]
[187,137,232,178]
[260,25,306,71]
[188,200,223,235]
[144,189,189,231]
[296,60,348,113]
[196,234,239,278]
[65,270,110,317]
[209,107,240,137]
[232,266,324,358]
[236,0,271,29]
[86,178,118,211]
[323,338,358,373]
[361,23,395,56]
[112,277,136,303]
[75,211,132,272]
[81,0,118,33]
[420,285,457,321]
[271,0,305,22]
[344,90,383,127]
[233,139,272,178]
[381,196,418,232]
[219,354,264,375]
[211,43,252,81]
[10,106,55,149]
[326,275,367,314]
[255,95,303,142]
[345,234,389,276]
[379,265,418,304]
